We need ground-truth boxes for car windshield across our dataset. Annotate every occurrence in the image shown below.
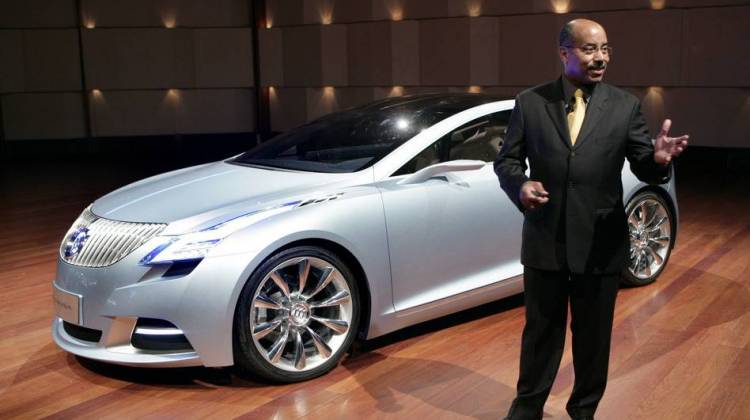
[230,95,498,173]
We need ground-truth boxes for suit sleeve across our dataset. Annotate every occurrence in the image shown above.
[494,97,529,213]
[626,100,671,185]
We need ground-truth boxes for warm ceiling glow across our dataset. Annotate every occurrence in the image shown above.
[390,86,404,97]
[265,19,273,29]
[647,86,664,96]
[467,0,482,17]
[161,9,177,29]
[387,0,404,21]
[91,89,102,97]
[650,0,666,9]
[165,89,180,104]
[644,86,665,117]
[323,86,335,98]
[318,0,334,25]
[84,20,95,29]
[550,0,570,13]
[468,86,482,93]
[268,86,277,100]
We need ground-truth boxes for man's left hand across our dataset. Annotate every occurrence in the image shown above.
[654,119,689,165]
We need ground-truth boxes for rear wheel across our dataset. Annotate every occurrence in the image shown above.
[234,246,360,383]
[621,191,675,287]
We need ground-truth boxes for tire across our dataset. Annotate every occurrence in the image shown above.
[233,245,360,383]
[621,191,675,287]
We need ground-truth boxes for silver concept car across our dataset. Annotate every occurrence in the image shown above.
[53,94,678,382]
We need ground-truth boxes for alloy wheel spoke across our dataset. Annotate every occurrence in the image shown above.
[298,258,311,295]
[253,318,283,340]
[641,251,653,277]
[311,316,349,335]
[310,290,351,308]
[633,251,643,272]
[647,216,667,232]
[270,271,291,298]
[638,201,649,224]
[648,236,670,247]
[628,213,639,228]
[293,330,306,370]
[266,325,289,363]
[646,245,664,265]
[643,202,657,227]
[306,326,332,358]
[307,267,335,299]
[254,293,283,310]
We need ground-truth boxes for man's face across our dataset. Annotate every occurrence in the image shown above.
[559,22,610,85]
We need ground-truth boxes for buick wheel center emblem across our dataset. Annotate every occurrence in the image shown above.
[65,227,90,258]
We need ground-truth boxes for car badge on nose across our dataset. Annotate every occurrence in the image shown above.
[65,227,90,258]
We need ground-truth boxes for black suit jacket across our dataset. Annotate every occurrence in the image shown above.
[494,77,670,274]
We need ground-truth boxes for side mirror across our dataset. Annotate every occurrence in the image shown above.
[398,159,486,185]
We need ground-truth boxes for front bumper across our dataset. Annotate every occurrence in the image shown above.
[51,317,201,367]
[51,243,257,368]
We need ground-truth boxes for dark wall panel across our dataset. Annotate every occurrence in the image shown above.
[682,6,750,87]
[23,29,82,91]
[2,93,85,140]
[420,18,470,86]
[0,0,77,28]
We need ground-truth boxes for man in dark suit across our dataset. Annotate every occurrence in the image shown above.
[495,19,688,420]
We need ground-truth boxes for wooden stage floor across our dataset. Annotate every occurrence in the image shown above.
[1,159,748,419]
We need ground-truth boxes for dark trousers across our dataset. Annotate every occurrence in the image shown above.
[505,266,620,420]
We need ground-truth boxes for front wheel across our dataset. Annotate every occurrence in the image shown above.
[233,246,360,383]
[621,191,675,287]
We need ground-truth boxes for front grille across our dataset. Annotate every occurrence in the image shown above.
[60,207,166,268]
[63,321,103,342]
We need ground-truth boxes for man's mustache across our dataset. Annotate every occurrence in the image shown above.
[589,63,606,70]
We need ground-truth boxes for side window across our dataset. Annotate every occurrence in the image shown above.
[392,110,510,176]
[448,110,510,163]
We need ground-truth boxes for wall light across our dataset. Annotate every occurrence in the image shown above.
[268,86,278,103]
[387,0,404,21]
[467,0,482,17]
[643,86,665,121]
[550,0,570,14]
[165,89,180,106]
[323,86,335,98]
[390,86,404,97]
[91,89,102,98]
[84,20,96,29]
[468,85,482,93]
[319,0,334,25]
[161,9,177,29]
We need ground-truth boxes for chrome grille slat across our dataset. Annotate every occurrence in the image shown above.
[60,208,166,268]
[110,223,147,263]
[84,220,116,265]
[101,221,131,263]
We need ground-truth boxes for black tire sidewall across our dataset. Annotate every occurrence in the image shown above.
[233,245,360,383]
[621,191,675,287]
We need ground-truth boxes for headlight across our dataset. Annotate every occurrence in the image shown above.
[139,200,301,266]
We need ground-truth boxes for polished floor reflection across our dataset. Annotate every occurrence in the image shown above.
[0,158,748,419]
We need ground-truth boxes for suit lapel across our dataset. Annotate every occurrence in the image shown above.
[544,78,572,150]
[573,83,609,149]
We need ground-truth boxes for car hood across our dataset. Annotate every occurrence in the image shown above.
[91,161,360,226]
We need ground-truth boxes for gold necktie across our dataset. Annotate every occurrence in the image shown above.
[567,88,586,145]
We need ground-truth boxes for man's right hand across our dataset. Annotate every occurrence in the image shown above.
[520,181,549,210]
